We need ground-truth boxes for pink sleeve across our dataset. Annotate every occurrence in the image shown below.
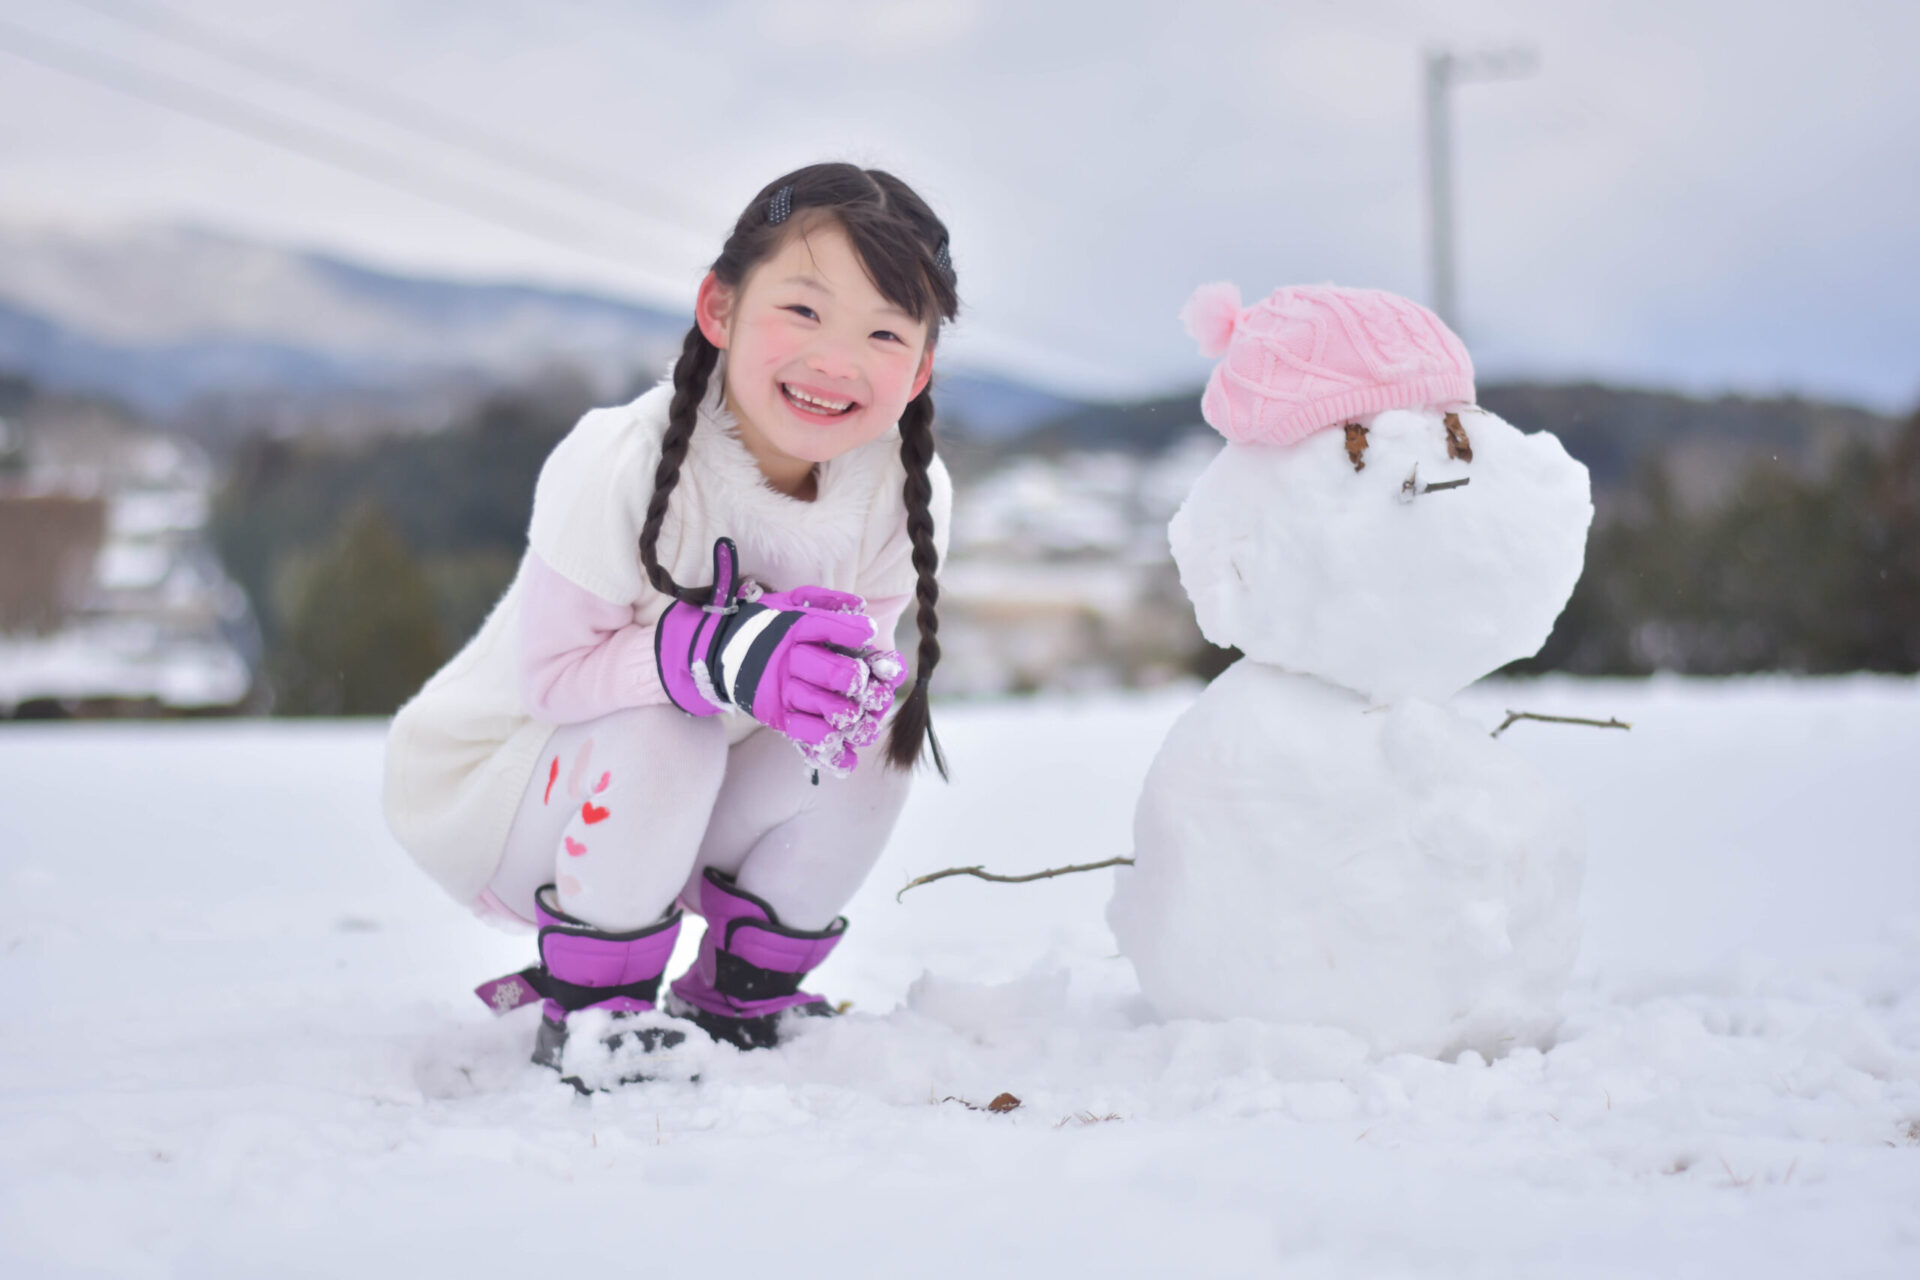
[517,551,669,724]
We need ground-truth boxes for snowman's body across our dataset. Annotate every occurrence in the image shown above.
[1109,406,1594,1058]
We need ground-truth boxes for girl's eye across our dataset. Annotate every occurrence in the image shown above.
[784,305,818,321]
[872,330,902,344]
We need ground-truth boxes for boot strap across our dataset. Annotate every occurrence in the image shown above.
[713,949,807,1001]
[473,966,667,1018]
[475,966,547,1017]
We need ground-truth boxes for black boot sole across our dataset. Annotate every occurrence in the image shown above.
[662,993,834,1051]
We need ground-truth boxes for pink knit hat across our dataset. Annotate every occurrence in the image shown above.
[1180,282,1475,445]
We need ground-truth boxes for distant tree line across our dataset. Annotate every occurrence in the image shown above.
[206,378,1919,717]
[1512,405,1920,675]
[211,378,594,714]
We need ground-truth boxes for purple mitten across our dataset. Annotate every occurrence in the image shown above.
[655,538,903,770]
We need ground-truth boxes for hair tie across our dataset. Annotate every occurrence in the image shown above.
[934,239,952,273]
[767,184,793,225]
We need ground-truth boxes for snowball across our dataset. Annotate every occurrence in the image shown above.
[864,648,905,686]
[1170,407,1592,703]
[1108,661,1585,1058]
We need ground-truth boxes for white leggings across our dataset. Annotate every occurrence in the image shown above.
[486,706,912,933]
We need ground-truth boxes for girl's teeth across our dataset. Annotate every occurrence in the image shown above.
[784,384,852,413]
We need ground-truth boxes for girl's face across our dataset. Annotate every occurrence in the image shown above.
[697,218,935,498]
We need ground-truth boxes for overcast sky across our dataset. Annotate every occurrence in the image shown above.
[1,0,1915,408]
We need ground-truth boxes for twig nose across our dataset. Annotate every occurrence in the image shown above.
[1399,463,1471,502]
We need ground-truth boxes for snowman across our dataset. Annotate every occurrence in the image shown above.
[1107,283,1594,1059]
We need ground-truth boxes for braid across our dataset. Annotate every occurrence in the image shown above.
[639,323,720,603]
[884,384,948,779]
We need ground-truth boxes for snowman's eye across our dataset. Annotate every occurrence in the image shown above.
[1444,412,1474,463]
[1343,422,1369,472]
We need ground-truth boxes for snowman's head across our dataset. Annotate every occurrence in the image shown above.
[1170,284,1593,703]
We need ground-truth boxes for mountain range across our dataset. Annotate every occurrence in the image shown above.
[0,219,1082,444]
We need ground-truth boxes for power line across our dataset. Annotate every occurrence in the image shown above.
[64,0,721,242]
[2,11,1141,393]
[0,16,694,296]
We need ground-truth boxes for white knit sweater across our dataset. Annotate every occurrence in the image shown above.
[381,370,952,905]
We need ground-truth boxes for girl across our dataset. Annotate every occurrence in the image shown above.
[382,163,957,1085]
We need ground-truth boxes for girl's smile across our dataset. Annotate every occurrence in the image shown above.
[779,380,857,417]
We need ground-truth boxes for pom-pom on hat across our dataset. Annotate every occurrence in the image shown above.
[1182,283,1475,446]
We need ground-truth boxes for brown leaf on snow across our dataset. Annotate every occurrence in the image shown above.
[1444,412,1474,462]
[941,1092,1023,1114]
[1344,422,1369,471]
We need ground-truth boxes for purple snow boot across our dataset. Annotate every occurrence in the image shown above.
[473,886,687,1092]
[665,868,845,1050]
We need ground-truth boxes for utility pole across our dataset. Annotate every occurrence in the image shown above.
[1423,46,1536,334]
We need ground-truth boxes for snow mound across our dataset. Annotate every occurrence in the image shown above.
[1110,662,1585,1057]
[1170,407,1593,703]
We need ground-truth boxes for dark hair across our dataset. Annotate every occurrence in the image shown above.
[639,163,960,777]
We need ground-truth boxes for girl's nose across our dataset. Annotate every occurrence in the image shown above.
[805,340,858,382]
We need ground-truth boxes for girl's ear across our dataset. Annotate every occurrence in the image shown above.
[909,345,935,402]
[695,271,733,349]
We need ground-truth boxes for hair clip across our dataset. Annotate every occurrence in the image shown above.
[934,239,952,273]
[767,184,793,225]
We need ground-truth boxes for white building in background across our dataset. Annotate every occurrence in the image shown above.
[938,434,1221,696]
[0,408,257,716]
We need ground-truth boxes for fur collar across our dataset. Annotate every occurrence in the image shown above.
[659,357,898,570]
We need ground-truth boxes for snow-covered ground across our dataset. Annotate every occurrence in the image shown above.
[3,677,1917,1277]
